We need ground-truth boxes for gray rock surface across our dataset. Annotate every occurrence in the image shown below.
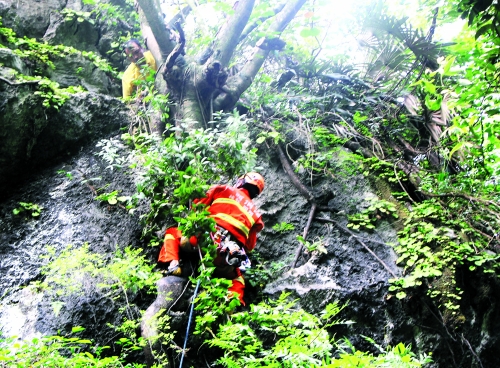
[43,12,100,53]
[0,0,66,38]
[0,48,27,74]
[0,88,130,196]
[1,139,500,367]
[0,138,148,345]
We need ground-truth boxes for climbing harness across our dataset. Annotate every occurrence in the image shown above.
[211,226,251,269]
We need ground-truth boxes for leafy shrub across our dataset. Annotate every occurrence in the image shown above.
[272,222,296,233]
[12,202,43,218]
[0,326,143,367]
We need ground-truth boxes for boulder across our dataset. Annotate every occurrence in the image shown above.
[0,87,130,196]
[45,52,120,95]
[0,48,27,74]
[0,0,66,38]
[43,12,100,53]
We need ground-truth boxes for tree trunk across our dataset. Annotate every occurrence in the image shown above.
[138,0,307,130]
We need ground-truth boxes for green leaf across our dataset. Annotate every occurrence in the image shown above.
[423,80,436,94]
[300,28,320,38]
[396,291,407,299]
[52,301,65,316]
[72,326,86,333]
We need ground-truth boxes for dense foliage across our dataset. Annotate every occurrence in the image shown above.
[243,0,500,321]
[2,0,500,366]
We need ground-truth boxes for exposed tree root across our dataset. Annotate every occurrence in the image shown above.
[290,203,317,269]
[316,217,397,278]
[275,142,395,276]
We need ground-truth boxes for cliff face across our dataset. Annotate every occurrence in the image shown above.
[0,140,146,344]
[1,136,499,367]
[1,2,500,368]
[0,0,131,195]
[0,0,67,39]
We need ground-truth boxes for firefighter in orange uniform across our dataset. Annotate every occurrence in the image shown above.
[158,172,265,305]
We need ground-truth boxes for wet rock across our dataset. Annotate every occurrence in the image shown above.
[0,0,66,38]
[0,138,147,344]
[0,48,27,74]
[260,153,403,355]
[0,89,130,196]
[43,12,100,53]
[47,53,119,94]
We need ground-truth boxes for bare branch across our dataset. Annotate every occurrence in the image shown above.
[137,0,176,59]
[207,0,256,68]
[238,3,286,43]
[213,0,307,111]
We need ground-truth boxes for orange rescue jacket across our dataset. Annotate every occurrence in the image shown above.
[194,185,264,251]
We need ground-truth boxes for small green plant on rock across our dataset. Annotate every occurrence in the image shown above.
[95,190,129,206]
[0,326,137,367]
[347,198,398,231]
[388,197,499,315]
[245,252,286,289]
[57,169,73,180]
[363,157,404,184]
[272,221,296,233]
[12,202,43,218]
[256,130,283,145]
[34,80,85,109]
[297,235,328,254]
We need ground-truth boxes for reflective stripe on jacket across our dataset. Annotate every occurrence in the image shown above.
[195,185,264,251]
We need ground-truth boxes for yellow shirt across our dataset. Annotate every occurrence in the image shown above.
[121,51,157,99]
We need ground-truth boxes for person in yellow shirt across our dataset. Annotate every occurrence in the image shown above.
[122,39,157,99]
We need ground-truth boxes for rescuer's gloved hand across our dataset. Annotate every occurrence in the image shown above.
[166,259,182,276]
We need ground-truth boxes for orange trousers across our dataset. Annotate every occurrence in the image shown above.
[158,227,246,305]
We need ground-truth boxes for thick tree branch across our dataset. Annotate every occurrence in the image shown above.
[207,0,256,68]
[238,3,286,43]
[213,0,307,111]
[276,144,315,203]
[137,0,176,59]
[164,21,186,71]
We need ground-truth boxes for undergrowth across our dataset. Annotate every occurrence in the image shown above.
[9,115,436,367]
